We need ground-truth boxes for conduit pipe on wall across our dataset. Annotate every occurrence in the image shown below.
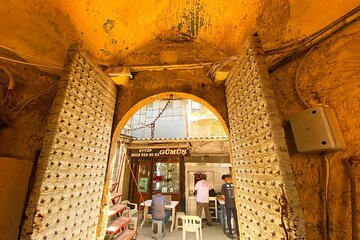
[294,46,316,109]
[323,154,331,240]
[0,56,63,70]
[0,44,62,67]
[347,157,359,240]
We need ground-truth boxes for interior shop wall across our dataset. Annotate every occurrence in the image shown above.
[185,163,230,193]
[270,20,360,240]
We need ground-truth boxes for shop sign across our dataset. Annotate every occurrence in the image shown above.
[130,148,190,157]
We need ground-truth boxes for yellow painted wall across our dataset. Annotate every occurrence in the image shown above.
[0,0,359,67]
[271,20,360,239]
[285,0,360,41]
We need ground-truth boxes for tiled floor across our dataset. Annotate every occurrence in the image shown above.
[136,220,229,240]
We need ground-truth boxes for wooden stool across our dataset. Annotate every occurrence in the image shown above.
[175,212,186,230]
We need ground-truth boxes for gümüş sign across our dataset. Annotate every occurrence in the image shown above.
[130,148,189,157]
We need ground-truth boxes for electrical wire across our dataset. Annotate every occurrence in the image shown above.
[207,56,238,80]
[347,157,359,240]
[9,83,57,119]
[210,3,358,78]
[323,154,331,240]
[0,65,14,121]
[0,44,62,67]
[0,65,15,89]
[126,98,173,135]
[0,56,63,70]
[0,88,9,109]
[0,91,13,126]
[294,46,316,109]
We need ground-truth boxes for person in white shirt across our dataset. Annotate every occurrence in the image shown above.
[194,174,212,227]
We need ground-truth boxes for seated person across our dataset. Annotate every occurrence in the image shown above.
[151,193,171,224]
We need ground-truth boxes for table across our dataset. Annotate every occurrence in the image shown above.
[140,199,179,232]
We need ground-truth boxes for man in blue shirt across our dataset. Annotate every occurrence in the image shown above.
[221,174,239,239]
[151,193,171,224]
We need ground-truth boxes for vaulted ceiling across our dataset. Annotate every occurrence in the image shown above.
[0,0,359,68]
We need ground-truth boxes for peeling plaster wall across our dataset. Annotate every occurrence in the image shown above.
[270,20,360,240]
[190,140,230,156]
[285,0,360,41]
[0,49,58,160]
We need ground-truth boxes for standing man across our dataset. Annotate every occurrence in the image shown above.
[194,174,212,227]
[221,174,239,239]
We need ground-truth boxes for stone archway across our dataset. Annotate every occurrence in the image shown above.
[114,91,229,138]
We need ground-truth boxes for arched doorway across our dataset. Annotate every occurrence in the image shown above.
[114,92,229,139]
[97,92,231,237]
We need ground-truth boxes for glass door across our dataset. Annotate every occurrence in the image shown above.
[134,160,152,205]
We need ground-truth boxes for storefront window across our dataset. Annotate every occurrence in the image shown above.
[153,162,179,193]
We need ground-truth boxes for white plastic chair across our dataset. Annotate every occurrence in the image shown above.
[121,200,138,213]
[175,212,186,230]
[121,200,139,230]
[181,215,202,240]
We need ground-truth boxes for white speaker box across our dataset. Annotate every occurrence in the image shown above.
[290,106,346,153]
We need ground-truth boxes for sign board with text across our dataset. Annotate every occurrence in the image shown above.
[130,148,190,157]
